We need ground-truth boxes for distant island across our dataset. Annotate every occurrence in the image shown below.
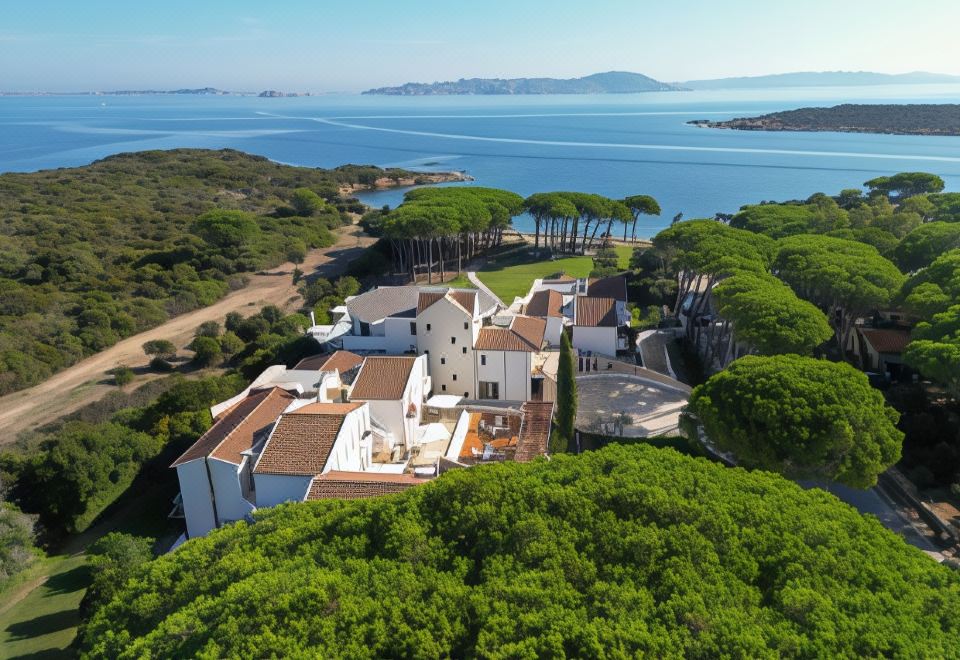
[362,71,687,95]
[689,103,960,136]
[258,90,311,98]
[0,88,309,97]
[680,70,960,90]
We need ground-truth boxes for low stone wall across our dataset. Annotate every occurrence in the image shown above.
[576,353,691,394]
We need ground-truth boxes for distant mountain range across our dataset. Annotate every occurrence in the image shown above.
[362,71,687,95]
[679,71,960,90]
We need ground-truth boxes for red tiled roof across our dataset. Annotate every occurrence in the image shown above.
[525,289,564,318]
[294,350,364,373]
[416,291,445,315]
[306,471,422,500]
[418,289,477,316]
[253,402,363,476]
[475,316,545,352]
[351,356,417,400]
[575,297,618,327]
[171,387,295,468]
[860,328,912,354]
[587,275,628,302]
[515,402,554,462]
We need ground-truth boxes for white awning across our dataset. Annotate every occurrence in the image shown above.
[425,394,463,408]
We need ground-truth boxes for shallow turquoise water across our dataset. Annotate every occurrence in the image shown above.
[2,85,959,236]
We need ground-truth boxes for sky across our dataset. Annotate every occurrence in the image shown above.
[2,0,959,92]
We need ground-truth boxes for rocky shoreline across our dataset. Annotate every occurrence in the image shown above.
[338,170,473,196]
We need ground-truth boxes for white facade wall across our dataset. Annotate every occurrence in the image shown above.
[475,350,532,401]
[343,316,416,354]
[355,356,426,448]
[323,406,371,472]
[573,326,618,356]
[176,461,217,539]
[255,473,315,508]
[543,317,564,347]
[208,458,255,526]
[418,300,476,398]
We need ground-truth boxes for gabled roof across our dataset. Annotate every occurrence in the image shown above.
[171,387,295,468]
[525,289,564,318]
[859,328,912,354]
[575,297,618,327]
[474,316,546,352]
[351,356,417,400]
[515,401,554,462]
[294,350,363,373]
[345,286,419,323]
[417,287,488,316]
[587,275,628,302]
[306,471,421,500]
[543,274,575,283]
[253,402,364,476]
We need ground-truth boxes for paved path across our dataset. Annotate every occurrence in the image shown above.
[0,225,375,440]
[466,271,504,307]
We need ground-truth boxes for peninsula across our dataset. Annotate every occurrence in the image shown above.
[363,71,686,95]
[689,103,960,136]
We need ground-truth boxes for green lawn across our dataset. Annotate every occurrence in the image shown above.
[0,554,88,657]
[476,245,633,302]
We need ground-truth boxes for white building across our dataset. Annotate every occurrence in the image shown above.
[349,355,429,451]
[170,386,299,539]
[572,296,621,355]
[417,289,482,398]
[253,401,372,507]
[474,315,547,401]
[340,286,420,354]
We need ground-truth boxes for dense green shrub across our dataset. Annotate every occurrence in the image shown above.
[78,445,960,658]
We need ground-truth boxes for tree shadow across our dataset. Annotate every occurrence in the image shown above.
[8,649,72,660]
[3,608,80,642]
[43,565,90,595]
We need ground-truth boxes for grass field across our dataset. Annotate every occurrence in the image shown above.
[0,554,88,657]
[476,245,633,302]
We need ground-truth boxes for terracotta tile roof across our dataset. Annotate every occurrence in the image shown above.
[525,289,564,318]
[351,356,417,400]
[475,316,545,352]
[587,275,628,302]
[306,471,421,500]
[417,288,479,316]
[515,402,554,462]
[346,286,419,323]
[575,297,618,327]
[294,350,363,374]
[171,387,295,468]
[543,274,575,283]
[860,328,912,354]
[253,402,363,476]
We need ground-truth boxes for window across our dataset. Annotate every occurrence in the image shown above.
[440,357,446,365]
[480,354,486,366]
[359,321,371,336]
[426,323,431,331]
[479,381,499,400]
[453,374,457,381]
[441,384,447,391]
[464,392,469,397]
[424,350,429,355]
[464,321,469,330]
[461,346,467,355]
[451,336,456,345]
[410,322,417,335]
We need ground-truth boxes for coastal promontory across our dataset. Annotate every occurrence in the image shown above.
[363,71,686,95]
[690,103,960,136]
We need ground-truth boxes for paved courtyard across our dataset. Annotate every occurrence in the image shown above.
[576,374,688,437]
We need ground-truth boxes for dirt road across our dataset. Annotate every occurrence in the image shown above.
[0,224,375,440]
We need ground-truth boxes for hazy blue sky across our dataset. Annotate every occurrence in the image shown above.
[2,0,959,91]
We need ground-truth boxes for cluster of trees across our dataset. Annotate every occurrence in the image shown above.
[0,149,423,395]
[364,187,524,282]
[77,444,960,657]
[902,249,960,399]
[688,355,903,488]
[524,192,659,252]
[0,502,39,589]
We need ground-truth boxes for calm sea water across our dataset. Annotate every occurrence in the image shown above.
[2,85,960,237]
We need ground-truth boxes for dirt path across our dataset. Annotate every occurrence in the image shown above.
[0,224,375,440]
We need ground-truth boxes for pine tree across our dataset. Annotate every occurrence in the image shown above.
[553,331,577,452]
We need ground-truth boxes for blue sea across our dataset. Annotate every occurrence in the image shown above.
[2,84,960,237]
